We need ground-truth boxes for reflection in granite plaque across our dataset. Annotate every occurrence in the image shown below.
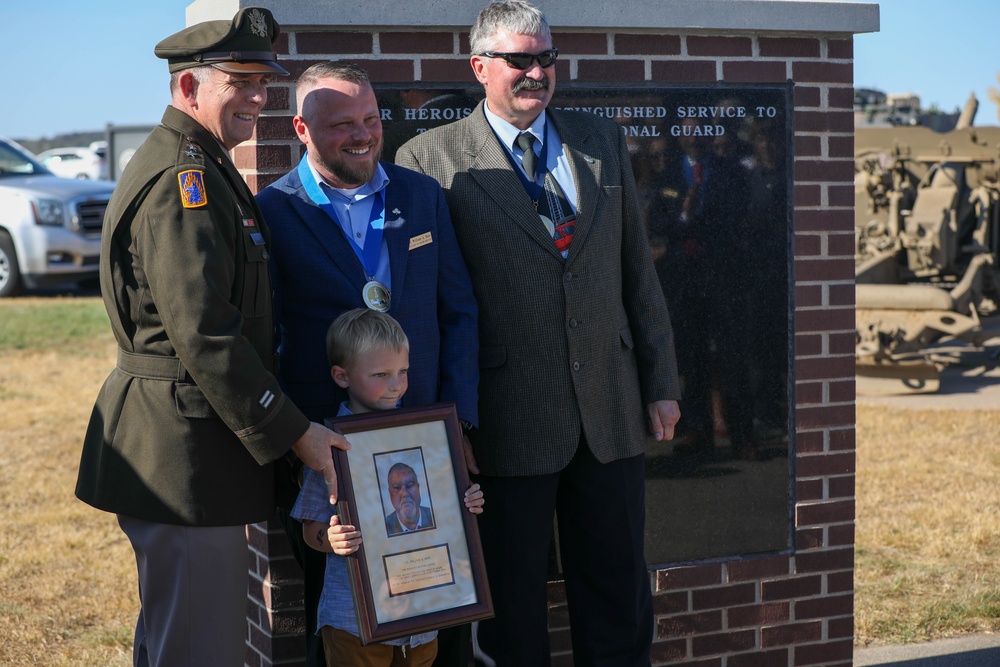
[379,84,793,568]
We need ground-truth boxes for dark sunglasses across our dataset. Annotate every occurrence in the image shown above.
[478,49,559,69]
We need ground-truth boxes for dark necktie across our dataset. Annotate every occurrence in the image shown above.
[516,132,537,181]
[514,131,575,258]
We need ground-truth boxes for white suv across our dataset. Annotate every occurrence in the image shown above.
[0,136,114,296]
[36,146,109,181]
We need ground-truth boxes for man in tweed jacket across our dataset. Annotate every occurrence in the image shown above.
[395,2,681,664]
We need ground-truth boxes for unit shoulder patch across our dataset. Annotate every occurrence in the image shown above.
[178,170,208,208]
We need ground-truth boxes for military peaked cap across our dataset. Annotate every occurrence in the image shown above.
[154,6,288,75]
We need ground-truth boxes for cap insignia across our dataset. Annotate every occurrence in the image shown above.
[249,9,269,38]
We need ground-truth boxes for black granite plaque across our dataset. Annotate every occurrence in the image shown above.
[377,83,794,568]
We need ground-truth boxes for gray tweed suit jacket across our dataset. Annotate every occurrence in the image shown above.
[396,102,680,477]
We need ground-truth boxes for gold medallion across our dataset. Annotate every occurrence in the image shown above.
[363,280,391,312]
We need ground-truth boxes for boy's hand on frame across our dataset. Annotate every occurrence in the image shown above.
[327,515,362,555]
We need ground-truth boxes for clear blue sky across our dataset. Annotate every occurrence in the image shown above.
[854,0,999,121]
[4,0,190,140]
[3,0,1000,141]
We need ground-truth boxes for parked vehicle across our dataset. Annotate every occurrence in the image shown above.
[0,136,114,296]
[36,146,108,180]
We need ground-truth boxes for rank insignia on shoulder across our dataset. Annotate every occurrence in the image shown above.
[178,170,208,208]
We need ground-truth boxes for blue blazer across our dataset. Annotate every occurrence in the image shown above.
[257,161,478,426]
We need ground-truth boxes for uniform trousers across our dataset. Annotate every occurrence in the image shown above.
[474,443,653,667]
[118,515,249,667]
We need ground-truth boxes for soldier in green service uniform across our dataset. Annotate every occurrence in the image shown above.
[75,8,348,666]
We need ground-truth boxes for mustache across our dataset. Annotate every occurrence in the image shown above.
[513,77,550,93]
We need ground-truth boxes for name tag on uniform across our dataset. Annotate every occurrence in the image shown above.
[409,232,433,250]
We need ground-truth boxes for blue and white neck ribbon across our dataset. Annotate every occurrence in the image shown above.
[297,153,385,280]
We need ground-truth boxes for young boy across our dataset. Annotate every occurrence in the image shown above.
[291,308,484,667]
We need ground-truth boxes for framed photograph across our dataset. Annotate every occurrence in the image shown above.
[326,403,493,645]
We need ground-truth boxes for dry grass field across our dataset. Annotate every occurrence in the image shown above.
[0,297,133,667]
[1,296,998,665]
[854,404,1000,645]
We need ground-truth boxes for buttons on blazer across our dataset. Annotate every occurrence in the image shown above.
[572,361,581,371]
[565,271,573,282]
[569,318,578,328]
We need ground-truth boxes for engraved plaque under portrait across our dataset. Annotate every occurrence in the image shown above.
[380,84,793,568]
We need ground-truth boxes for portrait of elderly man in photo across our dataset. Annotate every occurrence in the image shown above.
[383,461,436,536]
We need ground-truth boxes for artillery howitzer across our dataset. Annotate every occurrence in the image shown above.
[855,97,1000,393]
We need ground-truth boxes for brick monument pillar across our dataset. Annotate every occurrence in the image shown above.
[181,1,880,664]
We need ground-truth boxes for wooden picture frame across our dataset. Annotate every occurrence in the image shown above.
[326,403,493,644]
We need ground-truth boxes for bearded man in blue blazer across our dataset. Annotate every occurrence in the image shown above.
[256,61,478,667]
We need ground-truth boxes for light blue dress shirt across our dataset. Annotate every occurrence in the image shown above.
[483,103,579,217]
[306,159,393,288]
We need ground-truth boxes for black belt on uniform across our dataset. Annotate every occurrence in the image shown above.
[116,349,194,383]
